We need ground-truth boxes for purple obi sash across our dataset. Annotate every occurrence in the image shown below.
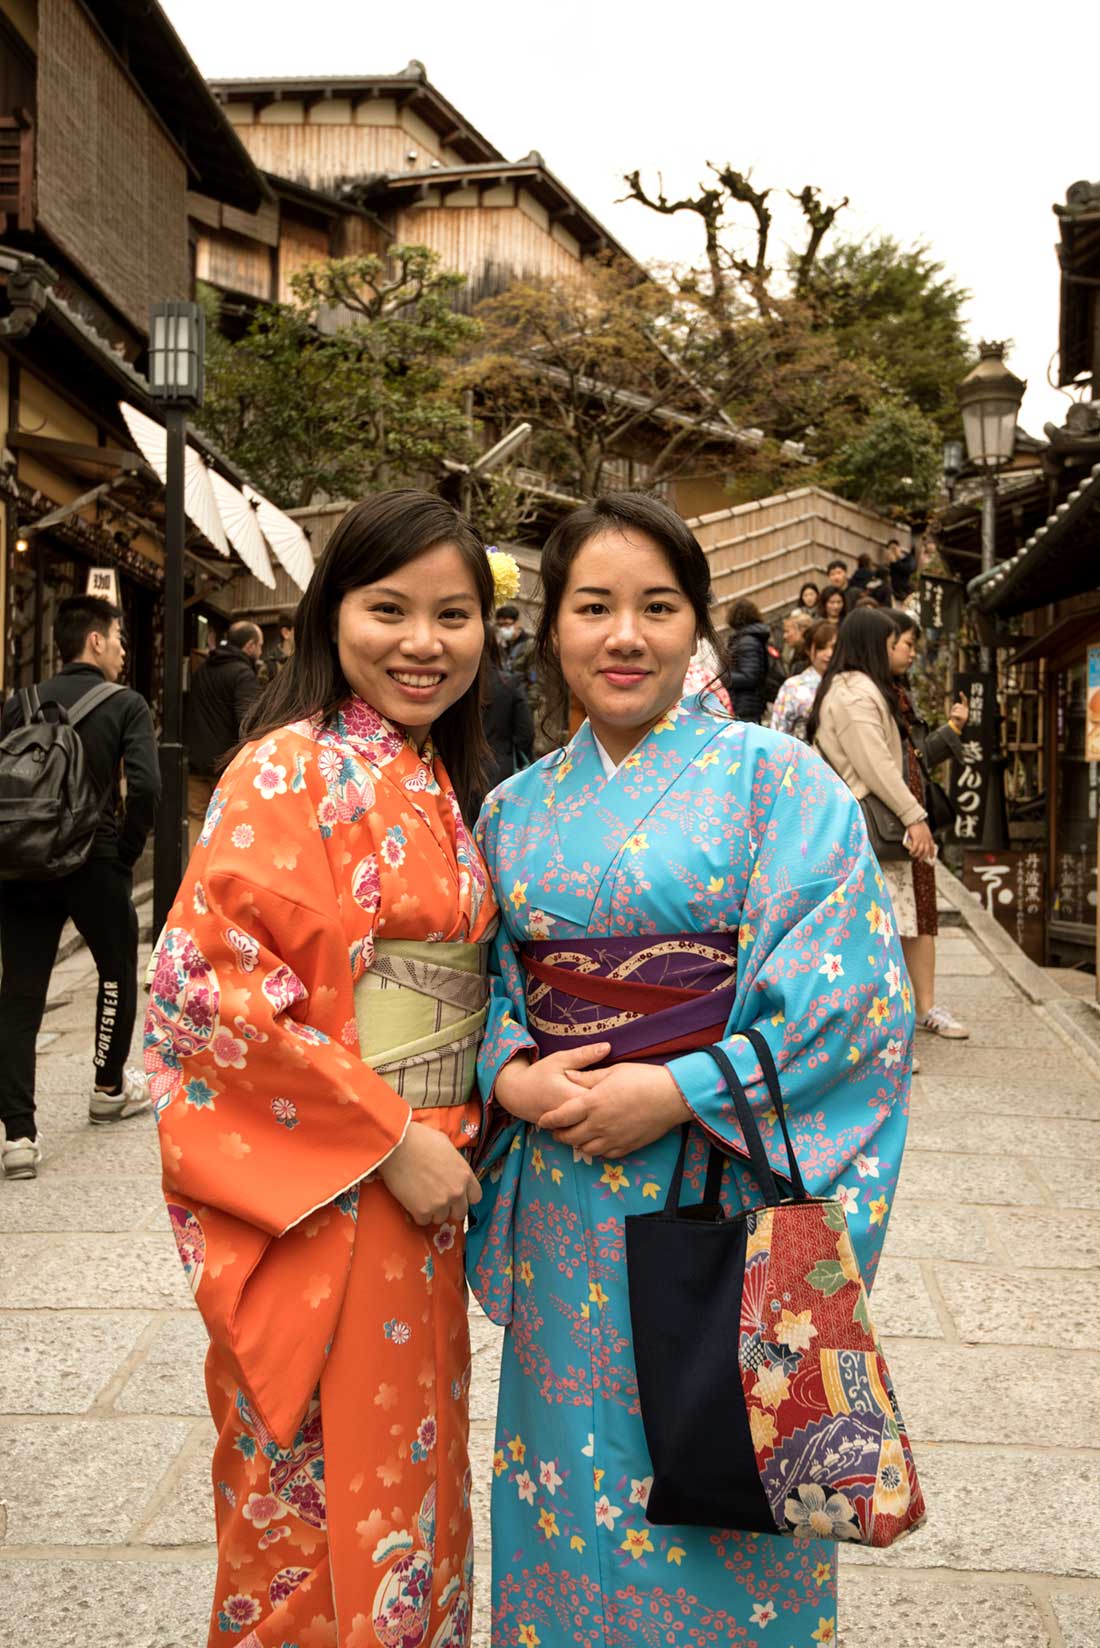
[521,933,737,1065]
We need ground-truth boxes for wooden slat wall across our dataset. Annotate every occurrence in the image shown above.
[689,488,911,618]
[36,0,188,333]
[392,204,581,302]
[278,222,331,303]
[232,121,445,190]
[195,231,272,300]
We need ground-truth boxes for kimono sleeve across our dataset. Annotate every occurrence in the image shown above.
[474,795,539,1104]
[145,751,411,1239]
[667,737,913,1286]
[466,792,538,1324]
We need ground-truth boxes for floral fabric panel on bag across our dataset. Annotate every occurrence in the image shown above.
[742,1200,925,1548]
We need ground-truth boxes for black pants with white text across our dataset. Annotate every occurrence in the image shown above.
[0,858,139,1142]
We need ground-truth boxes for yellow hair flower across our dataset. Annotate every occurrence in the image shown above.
[486,547,521,604]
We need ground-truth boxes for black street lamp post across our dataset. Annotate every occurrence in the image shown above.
[957,341,1026,853]
[149,301,205,932]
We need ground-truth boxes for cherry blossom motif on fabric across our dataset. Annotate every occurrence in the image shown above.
[269,1402,327,1528]
[144,928,220,1112]
[739,1201,925,1547]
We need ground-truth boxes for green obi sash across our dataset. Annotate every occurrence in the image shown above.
[353,939,488,1109]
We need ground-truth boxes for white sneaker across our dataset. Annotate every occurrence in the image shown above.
[2,1136,42,1179]
[89,1067,152,1125]
[917,1005,970,1040]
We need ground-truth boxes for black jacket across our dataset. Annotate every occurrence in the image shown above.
[0,662,161,867]
[484,665,535,792]
[724,621,771,721]
[848,566,892,606]
[888,550,916,602]
[185,645,262,777]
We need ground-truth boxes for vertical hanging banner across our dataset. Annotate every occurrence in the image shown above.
[951,671,998,844]
[1086,645,1100,761]
[919,576,964,636]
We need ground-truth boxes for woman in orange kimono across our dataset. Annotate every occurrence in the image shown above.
[144,491,498,1648]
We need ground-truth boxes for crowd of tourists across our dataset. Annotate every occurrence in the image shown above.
[0,493,941,1646]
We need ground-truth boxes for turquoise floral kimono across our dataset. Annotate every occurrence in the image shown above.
[468,697,913,1648]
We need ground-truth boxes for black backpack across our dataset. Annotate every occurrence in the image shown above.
[0,682,124,881]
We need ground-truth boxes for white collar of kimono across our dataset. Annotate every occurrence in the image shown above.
[592,733,623,780]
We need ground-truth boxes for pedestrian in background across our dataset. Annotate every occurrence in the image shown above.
[799,579,820,615]
[886,610,971,1040]
[886,538,917,603]
[770,619,836,740]
[722,596,771,720]
[472,650,535,819]
[821,585,848,624]
[849,552,892,607]
[261,611,296,681]
[183,620,263,853]
[0,596,160,1179]
[781,606,815,673]
[825,556,853,610]
[494,601,538,712]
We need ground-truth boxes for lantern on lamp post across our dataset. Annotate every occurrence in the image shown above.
[148,300,205,932]
[955,341,1026,854]
[958,341,1026,666]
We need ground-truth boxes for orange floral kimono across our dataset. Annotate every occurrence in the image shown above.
[144,698,496,1648]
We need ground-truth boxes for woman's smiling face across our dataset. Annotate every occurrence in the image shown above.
[335,541,485,740]
[553,527,698,761]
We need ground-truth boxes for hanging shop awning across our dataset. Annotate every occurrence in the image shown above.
[967,458,1100,617]
[119,402,312,593]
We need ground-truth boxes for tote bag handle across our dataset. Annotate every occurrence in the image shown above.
[670,1031,807,1213]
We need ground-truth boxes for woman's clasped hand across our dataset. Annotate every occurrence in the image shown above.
[377,1120,482,1226]
[496,1045,690,1158]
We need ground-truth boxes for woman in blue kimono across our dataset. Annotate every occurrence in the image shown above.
[468,494,913,1647]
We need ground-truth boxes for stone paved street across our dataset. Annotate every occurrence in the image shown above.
[1,882,1099,1648]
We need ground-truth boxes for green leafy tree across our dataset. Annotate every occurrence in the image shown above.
[801,237,971,435]
[197,248,479,509]
[824,399,943,514]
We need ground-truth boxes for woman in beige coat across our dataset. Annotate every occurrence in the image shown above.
[809,607,968,1044]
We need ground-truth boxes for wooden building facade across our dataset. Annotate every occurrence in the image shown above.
[945,181,1100,972]
[0,0,267,701]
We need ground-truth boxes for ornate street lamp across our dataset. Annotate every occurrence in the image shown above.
[149,300,205,932]
[956,341,1026,853]
[958,342,1026,667]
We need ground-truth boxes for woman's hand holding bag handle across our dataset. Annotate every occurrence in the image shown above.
[624,1027,927,1548]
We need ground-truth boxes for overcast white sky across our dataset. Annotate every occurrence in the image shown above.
[165,0,1100,435]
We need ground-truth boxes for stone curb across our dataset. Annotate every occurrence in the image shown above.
[936,862,1100,1084]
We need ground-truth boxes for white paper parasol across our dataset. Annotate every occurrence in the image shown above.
[119,402,230,557]
[207,469,276,588]
[244,486,314,591]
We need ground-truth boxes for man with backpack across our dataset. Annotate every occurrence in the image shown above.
[0,596,160,1179]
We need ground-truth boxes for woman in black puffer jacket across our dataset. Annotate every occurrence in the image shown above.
[722,597,771,721]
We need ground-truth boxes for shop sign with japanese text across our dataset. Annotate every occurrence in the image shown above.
[919,576,964,636]
[950,671,997,845]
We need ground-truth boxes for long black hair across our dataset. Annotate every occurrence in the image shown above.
[806,606,900,744]
[244,489,493,818]
[534,492,720,733]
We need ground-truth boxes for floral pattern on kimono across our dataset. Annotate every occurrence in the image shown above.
[145,698,495,1648]
[467,696,912,1648]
